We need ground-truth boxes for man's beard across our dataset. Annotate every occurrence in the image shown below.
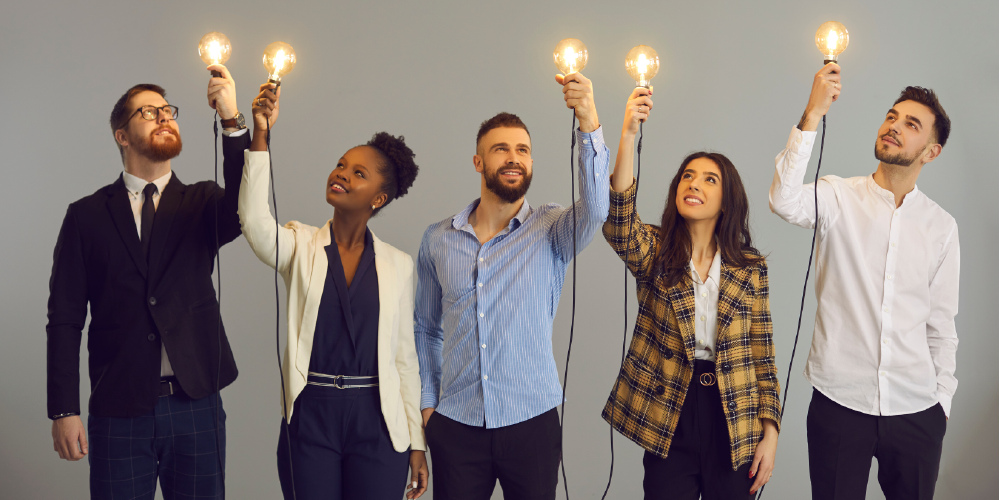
[134,127,183,162]
[874,134,920,167]
[484,164,532,204]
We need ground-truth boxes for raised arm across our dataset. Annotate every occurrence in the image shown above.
[237,83,296,274]
[205,63,251,246]
[769,64,843,229]
[550,72,611,260]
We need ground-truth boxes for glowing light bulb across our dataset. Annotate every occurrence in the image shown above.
[263,41,297,85]
[553,38,588,75]
[815,21,849,63]
[198,32,232,65]
[625,45,660,88]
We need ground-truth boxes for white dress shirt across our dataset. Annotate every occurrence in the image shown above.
[769,126,960,417]
[691,250,722,361]
[122,170,175,378]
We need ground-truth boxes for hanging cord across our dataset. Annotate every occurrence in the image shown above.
[755,114,825,500]
[266,118,298,500]
[602,119,642,500]
[212,111,226,498]
[559,109,578,500]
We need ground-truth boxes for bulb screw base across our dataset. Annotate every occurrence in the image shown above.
[268,78,282,90]
[210,70,223,78]
[823,56,839,65]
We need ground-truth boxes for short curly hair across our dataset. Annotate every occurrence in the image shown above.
[365,132,419,216]
[894,86,950,147]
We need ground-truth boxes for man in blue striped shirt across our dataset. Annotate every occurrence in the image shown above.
[414,73,610,499]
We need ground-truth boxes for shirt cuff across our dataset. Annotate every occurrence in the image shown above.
[420,391,439,410]
[785,125,817,155]
[222,128,248,137]
[938,392,952,419]
[576,126,605,152]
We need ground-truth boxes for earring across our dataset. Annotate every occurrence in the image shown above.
[371,205,376,210]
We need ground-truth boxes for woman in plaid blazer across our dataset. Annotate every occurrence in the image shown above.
[601,88,781,499]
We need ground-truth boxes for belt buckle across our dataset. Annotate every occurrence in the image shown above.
[333,375,345,389]
[699,372,717,386]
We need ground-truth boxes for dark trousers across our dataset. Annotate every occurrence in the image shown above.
[642,360,754,500]
[88,392,226,500]
[807,389,947,500]
[277,385,409,500]
[424,407,561,500]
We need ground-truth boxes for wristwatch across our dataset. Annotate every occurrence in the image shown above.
[220,111,246,130]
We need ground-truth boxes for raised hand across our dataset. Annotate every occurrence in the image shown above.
[556,72,600,133]
[206,64,238,121]
[798,63,841,131]
[623,87,653,137]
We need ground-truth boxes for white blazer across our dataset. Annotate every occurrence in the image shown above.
[237,150,425,453]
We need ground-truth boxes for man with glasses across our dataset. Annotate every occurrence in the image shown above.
[46,66,249,499]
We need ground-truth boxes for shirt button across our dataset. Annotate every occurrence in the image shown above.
[481,344,486,349]
[884,307,889,313]
[479,313,484,318]
[886,275,892,280]
[147,334,156,341]
[883,338,889,344]
[483,375,488,380]
[700,316,706,322]
[148,297,157,306]
[891,242,896,247]
[880,371,887,376]
[478,283,483,287]
[701,292,707,298]
[479,258,484,262]
[894,212,899,217]
[698,339,705,345]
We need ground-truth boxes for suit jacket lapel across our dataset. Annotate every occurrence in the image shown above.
[105,175,147,278]
[147,174,185,278]
[716,261,752,342]
[666,269,698,365]
[296,221,332,377]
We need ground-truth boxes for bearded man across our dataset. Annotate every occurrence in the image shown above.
[769,63,958,500]
[413,73,609,500]
[46,67,250,500]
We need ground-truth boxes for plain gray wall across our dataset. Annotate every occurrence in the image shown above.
[2,0,996,498]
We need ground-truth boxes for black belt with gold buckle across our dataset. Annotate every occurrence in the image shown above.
[159,377,184,397]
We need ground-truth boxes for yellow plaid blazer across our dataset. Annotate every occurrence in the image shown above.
[601,181,781,470]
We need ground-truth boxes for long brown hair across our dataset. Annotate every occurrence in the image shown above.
[653,152,762,288]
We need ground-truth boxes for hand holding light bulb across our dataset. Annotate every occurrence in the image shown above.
[249,82,281,152]
[553,38,599,133]
[622,87,653,136]
[206,64,239,122]
[798,22,848,131]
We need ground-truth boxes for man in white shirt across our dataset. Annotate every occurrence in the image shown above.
[770,63,958,500]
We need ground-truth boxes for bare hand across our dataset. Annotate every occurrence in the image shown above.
[622,87,653,136]
[421,408,434,428]
[749,419,778,494]
[51,416,88,461]
[799,63,841,131]
[206,64,238,121]
[405,450,429,499]
[252,83,281,133]
[555,73,600,133]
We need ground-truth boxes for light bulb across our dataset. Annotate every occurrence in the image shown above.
[263,41,297,85]
[625,45,659,88]
[553,38,588,75]
[815,21,849,63]
[198,32,232,66]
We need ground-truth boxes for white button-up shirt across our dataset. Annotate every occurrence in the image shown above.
[122,169,175,378]
[691,250,722,361]
[769,126,960,417]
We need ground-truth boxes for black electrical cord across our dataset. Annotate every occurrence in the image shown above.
[559,110,578,500]
[212,111,225,499]
[266,118,298,500]
[754,114,825,500]
[601,119,642,500]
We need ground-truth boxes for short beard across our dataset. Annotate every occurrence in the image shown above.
[484,164,532,204]
[874,136,919,167]
[134,128,183,162]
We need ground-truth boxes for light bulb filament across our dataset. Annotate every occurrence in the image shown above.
[827,30,837,52]
[209,40,221,64]
[564,47,577,73]
[637,54,648,76]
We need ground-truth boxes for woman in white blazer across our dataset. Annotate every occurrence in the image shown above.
[238,83,427,500]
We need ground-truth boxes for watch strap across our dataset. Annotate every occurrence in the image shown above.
[220,112,245,129]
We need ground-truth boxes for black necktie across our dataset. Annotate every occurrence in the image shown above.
[141,183,157,259]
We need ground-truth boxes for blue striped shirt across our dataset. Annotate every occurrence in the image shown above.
[414,127,610,428]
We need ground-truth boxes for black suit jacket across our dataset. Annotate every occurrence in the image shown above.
[46,132,250,418]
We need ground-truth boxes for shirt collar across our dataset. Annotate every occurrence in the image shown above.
[690,246,722,286]
[123,169,172,196]
[452,197,531,231]
[866,174,920,208]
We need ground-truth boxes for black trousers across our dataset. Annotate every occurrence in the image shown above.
[807,389,947,500]
[88,392,225,500]
[424,407,561,500]
[642,360,754,500]
[276,386,409,500]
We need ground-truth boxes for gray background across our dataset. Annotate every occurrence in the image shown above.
[2,0,996,498]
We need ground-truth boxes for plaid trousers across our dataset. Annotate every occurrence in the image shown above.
[88,392,226,500]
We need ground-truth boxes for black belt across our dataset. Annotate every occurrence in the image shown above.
[159,377,185,397]
[307,372,379,389]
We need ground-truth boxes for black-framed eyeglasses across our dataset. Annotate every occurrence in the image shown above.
[123,105,179,126]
